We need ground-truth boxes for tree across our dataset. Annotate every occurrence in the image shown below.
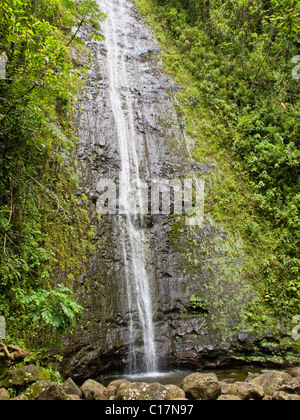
[270,0,300,38]
[0,0,106,118]
[0,0,101,346]
[0,342,31,362]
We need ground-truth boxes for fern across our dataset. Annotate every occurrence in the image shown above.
[21,285,83,334]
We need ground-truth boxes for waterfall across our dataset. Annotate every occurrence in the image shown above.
[62,0,255,382]
[100,0,158,373]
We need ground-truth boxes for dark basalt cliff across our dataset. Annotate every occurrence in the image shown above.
[59,0,292,382]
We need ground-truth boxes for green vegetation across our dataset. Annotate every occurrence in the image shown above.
[0,0,105,351]
[135,0,299,328]
[187,293,209,315]
[20,284,83,338]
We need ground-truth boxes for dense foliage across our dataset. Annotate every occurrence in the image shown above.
[0,0,105,349]
[135,0,299,324]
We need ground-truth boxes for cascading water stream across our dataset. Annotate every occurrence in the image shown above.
[100,0,158,373]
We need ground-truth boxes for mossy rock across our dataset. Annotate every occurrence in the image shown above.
[115,382,168,400]
[24,381,68,400]
[0,364,50,388]
[0,388,10,400]
[0,366,9,381]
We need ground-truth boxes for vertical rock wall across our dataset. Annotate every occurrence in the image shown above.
[61,0,253,380]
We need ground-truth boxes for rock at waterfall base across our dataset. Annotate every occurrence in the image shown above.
[0,364,50,388]
[250,371,293,396]
[115,382,168,400]
[181,373,221,400]
[227,382,265,400]
[25,381,68,400]
[81,379,108,400]
[63,377,83,398]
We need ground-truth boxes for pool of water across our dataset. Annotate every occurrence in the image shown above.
[99,367,275,387]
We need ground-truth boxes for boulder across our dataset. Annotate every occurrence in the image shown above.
[146,383,168,400]
[10,394,28,401]
[181,373,221,400]
[81,379,108,400]
[115,382,147,400]
[165,384,186,400]
[228,382,264,400]
[0,364,50,388]
[105,385,118,400]
[63,378,82,398]
[105,380,131,400]
[217,395,242,400]
[68,395,81,400]
[220,382,232,395]
[0,388,10,400]
[115,382,167,401]
[245,372,260,382]
[0,367,8,382]
[109,379,131,389]
[272,391,300,401]
[251,371,293,396]
[289,368,300,379]
[25,381,68,400]
[279,377,300,395]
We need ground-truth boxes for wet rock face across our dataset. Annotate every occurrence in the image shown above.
[60,0,253,381]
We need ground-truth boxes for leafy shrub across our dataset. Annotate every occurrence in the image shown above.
[20,285,83,335]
